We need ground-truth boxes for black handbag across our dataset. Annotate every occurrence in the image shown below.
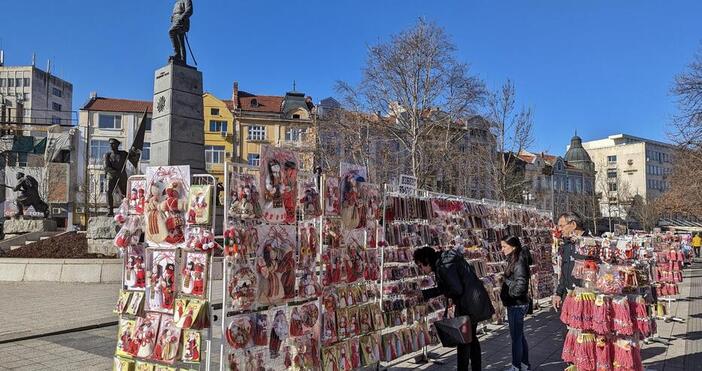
[434,297,472,347]
[434,315,473,347]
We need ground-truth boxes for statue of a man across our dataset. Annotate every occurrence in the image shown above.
[104,138,139,216]
[12,172,48,218]
[169,0,193,64]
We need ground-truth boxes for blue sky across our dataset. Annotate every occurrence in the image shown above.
[1,1,700,154]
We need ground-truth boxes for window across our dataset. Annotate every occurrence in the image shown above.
[0,79,4,87]
[607,170,617,179]
[90,174,107,194]
[292,114,301,119]
[247,125,266,141]
[22,93,29,101]
[7,78,14,87]
[205,145,225,164]
[98,114,122,129]
[285,128,306,141]
[52,102,61,111]
[209,120,228,133]
[51,116,61,125]
[15,78,22,87]
[608,183,617,192]
[250,99,258,108]
[142,143,151,161]
[144,117,152,131]
[24,78,30,87]
[52,87,62,97]
[90,139,111,161]
[607,155,617,164]
[247,153,260,167]
[210,108,220,116]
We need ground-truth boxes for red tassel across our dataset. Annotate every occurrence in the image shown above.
[595,337,612,371]
[562,329,577,363]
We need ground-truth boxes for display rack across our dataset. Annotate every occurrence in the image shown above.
[112,169,218,371]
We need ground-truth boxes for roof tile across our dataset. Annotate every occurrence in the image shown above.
[82,97,152,113]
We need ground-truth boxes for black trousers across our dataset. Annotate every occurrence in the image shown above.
[456,322,481,371]
[169,29,187,62]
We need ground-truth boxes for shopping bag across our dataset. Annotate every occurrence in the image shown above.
[433,315,472,347]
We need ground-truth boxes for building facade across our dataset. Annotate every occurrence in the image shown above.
[202,93,235,183]
[230,82,316,173]
[581,134,675,218]
[77,96,153,220]
[0,63,73,131]
[519,134,596,220]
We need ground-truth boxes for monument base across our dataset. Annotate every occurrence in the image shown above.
[4,219,57,236]
[86,216,119,257]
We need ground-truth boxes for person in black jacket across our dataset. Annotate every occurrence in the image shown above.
[499,236,532,371]
[414,246,495,371]
[551,212,586,311]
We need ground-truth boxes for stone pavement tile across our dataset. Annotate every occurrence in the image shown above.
[0,281,120,342]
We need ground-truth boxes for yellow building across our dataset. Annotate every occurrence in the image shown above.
[229,82,316,172]
[202,93,235,183]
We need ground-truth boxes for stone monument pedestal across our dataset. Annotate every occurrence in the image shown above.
[86,216,119,256]
[150,62,206,173]
[4,219,58,238]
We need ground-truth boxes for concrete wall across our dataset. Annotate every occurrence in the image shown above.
[0,258,121,283]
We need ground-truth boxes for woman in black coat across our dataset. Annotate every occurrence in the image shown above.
[499,236,532,371]
[414,246,495,371]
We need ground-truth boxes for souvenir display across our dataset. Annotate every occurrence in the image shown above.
[176,299,208,329]
[146,249,177,313]
[124,245,147,291]
[229,172,263,221]
[260,146,299,224]
[299,172,322,219]
[324,177,341,216]
[183,225,219,252]
[126,292,145,316]
[558,235,659,371]
[116,318,138,358]
[227,261,258,313]
[151,315,181,364]
[180,251,208,297]
[134,313,161,359]
[256,224,297,306]
[114,357,135,371]
[115,290,133,315]
[144,166,190,247]
[114,167,216,371]
[339,163,367,230]
[115,215,145,251]
[186,184,212,225]
[128,178,147,216]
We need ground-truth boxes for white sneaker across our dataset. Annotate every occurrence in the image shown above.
[521,363,532,371]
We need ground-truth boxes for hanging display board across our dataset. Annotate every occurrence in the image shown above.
[112,167,218,371]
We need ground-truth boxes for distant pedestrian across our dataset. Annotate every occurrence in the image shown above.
[414,246,495,371]
[692,233,701,258]
[499,236,532,371]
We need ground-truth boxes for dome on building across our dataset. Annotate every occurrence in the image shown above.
[565,134,594,172]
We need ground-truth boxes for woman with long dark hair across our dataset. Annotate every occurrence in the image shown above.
[500,236,532,371]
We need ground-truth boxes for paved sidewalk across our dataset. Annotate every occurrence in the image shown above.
[0,266,701,370]
[0,282,120,342]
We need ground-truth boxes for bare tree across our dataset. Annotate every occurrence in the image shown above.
[629,194,662,231]
[666,48,702,215]
[336,19,485,188]
[486,80,534,202]
[672,48,702,150]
